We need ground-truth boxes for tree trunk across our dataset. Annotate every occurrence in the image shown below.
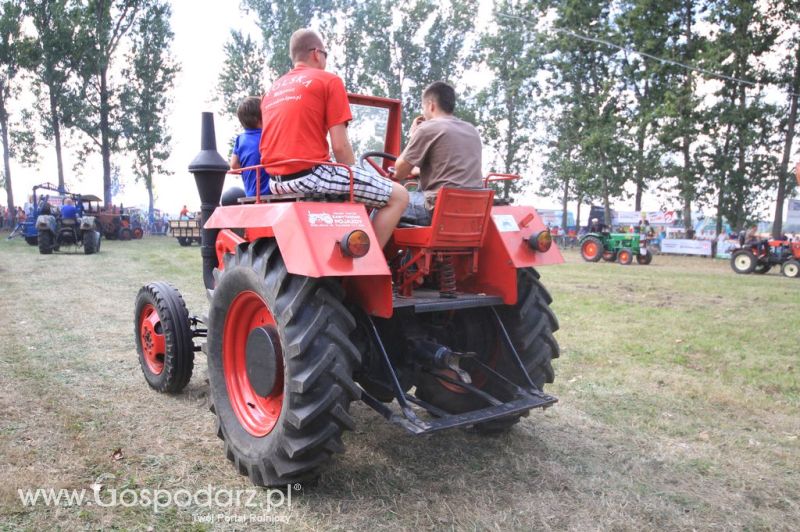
[49,86,66,193]
[735,81,747,232]
[773,47,800,238]
[681,0,693,232]
[576,192,583,228]
[634,122,647,211]
[602,173,611,227]
[147,153,154,223]
[100,67,112,207]
[0,94,15,221]
[561,173,569,230]
[715,120,734,236]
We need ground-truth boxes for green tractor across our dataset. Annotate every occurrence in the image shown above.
[579,231,652,265]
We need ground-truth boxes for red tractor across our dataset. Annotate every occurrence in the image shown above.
[730,237,800,278]
[134,95,563,487]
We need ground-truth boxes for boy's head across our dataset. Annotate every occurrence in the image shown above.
[237,96,262,129]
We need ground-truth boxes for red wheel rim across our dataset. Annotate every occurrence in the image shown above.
[139,304,166,375]
[584,241,598,258]
[223,291,284,437]
[133,228,143,239]
[620,251,630,263]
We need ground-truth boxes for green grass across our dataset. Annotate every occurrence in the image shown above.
[0,233,798,530]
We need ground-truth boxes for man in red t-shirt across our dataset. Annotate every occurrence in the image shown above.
[260,29,408,247]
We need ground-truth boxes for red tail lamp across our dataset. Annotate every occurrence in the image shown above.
[340,230,370,258]
[528,230,552,252]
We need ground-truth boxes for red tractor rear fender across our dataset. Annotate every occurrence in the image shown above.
[470,206,564,305]
[207,202,393,317]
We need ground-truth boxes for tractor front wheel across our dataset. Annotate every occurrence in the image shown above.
[731,250,756,274]
[119,227,132,241]
[83,231,101,255]
[133,227,144,239]
[25,236,37,246]
[782,259,800,278]
[580,237,603,262]
[134,282,194,393]
[617,248,633,265]
[207,238,361,487]
[636,251,652,265]
[178,237,191,247]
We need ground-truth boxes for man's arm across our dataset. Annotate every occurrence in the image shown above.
[230,154,241,170]
[394,156,414,180]
[329,124,355,165]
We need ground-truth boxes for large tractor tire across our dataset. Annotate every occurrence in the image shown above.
[134,282,194,393]
[602,250,617,262]
[83,231,101,255]
[177,237,191,247]
[782,259,800,278]
[119,227,132,241]
[38,231,54,255]
[617,248,634,265]
[580,237,603,262]
[207,238,361,487]
[754,263,772,274]
[731,250,756,274]
[133,227,144,239]
[25,236,37,246]
[415,268,559,434]
[636,251,652,265]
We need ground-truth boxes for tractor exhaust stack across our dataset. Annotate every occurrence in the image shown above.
[188,112,228,290]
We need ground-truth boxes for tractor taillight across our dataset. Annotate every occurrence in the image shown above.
[340,230,370,258]
[529,230,552,253]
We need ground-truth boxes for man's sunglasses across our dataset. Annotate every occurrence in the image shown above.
[309,48,328,59]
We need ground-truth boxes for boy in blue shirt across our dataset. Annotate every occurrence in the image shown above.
[230,96,270,197]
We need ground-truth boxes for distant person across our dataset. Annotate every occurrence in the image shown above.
[179,205,189,220]
[589,218,605,233]
[230,96,270,198]
[61,197,78,221]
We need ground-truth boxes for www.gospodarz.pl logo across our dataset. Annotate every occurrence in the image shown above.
[17,484,297,513]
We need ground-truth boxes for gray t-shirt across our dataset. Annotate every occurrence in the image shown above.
[400,116,483,198]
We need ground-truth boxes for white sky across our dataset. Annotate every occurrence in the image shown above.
[3,0,794,222]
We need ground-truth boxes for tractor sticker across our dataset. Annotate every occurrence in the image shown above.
[493,214,520,232]
[307,211,364,228]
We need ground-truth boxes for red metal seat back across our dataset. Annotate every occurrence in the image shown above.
[393,187,494,248]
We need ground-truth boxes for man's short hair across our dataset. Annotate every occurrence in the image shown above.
[237,96,262,129]
[290,29,323,64]
[423,81,456,114]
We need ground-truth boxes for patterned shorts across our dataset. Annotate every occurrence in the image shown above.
[269,165,393,208]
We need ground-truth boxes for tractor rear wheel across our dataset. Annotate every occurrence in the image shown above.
[415,268,559,434]
[636,251,652,265]
[207,238,361,487]
[134,282,194,393]
[782,259,800,278]
[38,231,53,254]
[119,227,132,240]
[25,236,37,246]
[178,237,191,246]
[83,231,100,255]
[754,263,771,274]
[731,250,756,274]
[581,237,603,262]
[617,248,633,265]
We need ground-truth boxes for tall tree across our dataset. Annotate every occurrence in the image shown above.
[25,0,80,192]
[476,1,544,201]
[771,0,800,237]
[120,0,177,223]
[217,30,265,122]
[0,0,27,221]
[68,0,143,206]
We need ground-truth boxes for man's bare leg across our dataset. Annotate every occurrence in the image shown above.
[372,182,409,248]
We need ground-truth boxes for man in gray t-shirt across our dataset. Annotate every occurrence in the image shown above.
[393,81,483,225]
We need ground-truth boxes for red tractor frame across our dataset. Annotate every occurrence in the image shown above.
[730,237,800,278]
[134,94,564,487]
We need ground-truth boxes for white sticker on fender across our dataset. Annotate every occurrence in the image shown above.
[493,214,519,232]
[307,211,364,228]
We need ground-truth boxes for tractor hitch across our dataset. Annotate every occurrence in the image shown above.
[408,337,475,384]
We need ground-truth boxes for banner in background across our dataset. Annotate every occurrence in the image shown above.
[661,239,713,257]
[611,210,676,226]
[787,199,800,224]
[537,209,575,228]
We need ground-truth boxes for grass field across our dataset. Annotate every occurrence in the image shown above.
[0,233,798,530]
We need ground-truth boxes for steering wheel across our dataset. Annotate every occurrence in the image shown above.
[359,151,397,179]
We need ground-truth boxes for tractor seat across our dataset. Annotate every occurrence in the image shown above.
[237,192,352,204]
[61,218,77,226]
[393,187,494,249]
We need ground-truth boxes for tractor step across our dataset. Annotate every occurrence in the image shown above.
[360,388,557,435]
[393,289,503,313]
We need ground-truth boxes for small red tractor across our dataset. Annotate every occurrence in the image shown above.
[134,95,563,487]
[730,236,800,278]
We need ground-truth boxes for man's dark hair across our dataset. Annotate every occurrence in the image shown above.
[423,81,456,114]
[237,96,262,129]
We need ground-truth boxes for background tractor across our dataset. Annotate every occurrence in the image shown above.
[36,192,102,255]
[579,231,652,265]
[730,237,800,278]
[134,95,563,488]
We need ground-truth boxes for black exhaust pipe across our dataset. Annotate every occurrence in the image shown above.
[188,112,228,290]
